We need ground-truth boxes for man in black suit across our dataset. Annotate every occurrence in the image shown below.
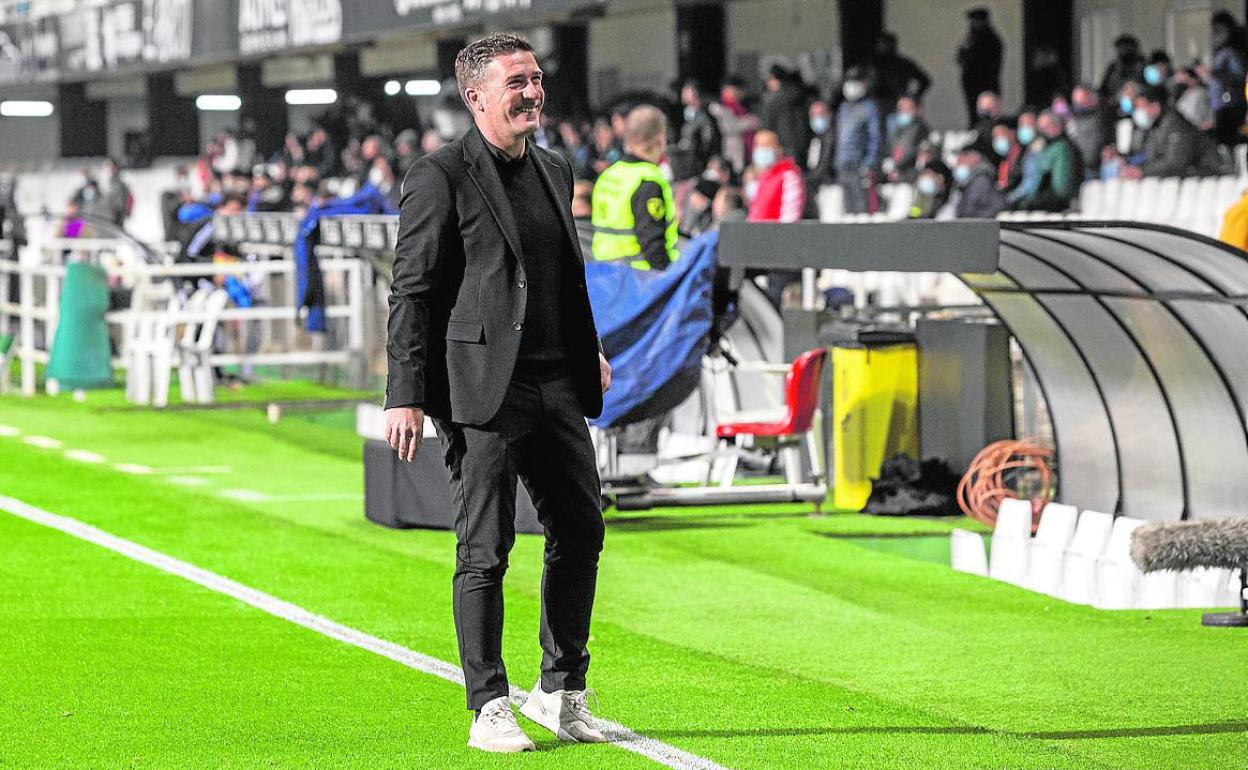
[383,33,612,753]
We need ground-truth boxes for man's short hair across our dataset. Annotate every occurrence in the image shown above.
[624,105,667,147]
[454,33,534,104]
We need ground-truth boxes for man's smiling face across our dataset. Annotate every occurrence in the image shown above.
[467,51,544,146]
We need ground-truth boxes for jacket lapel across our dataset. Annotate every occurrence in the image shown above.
[531,149,588,264]
[462,129,525,264]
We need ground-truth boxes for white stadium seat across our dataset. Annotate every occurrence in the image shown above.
[1078,179,1104,217]
[1094,516,1146,610]
[1022,503,1079,596]
[1059,510,1114,605]
[950,529,989,576]
[989,498,1033,586]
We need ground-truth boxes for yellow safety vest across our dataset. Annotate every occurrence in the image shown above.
[590,159,678,270]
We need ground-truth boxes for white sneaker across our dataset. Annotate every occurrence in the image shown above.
[468,696,536,753]
[519,682,608,743]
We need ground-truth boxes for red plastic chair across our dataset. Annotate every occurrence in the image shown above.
[712,348,828,487]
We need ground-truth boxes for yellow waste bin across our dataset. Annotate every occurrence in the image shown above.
[832,343,919,511]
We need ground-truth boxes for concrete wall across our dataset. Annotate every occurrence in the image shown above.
[725,0,841,88]
[1073,0,1240,85]
[887,0,1025,130]
[588,0,678,106]
[0,116,60,162]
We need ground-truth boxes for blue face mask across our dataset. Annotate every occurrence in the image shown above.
[810,116,830,135]
[917,176,938,196]
[953,165,972,185]
[1144,65,1164,86]
[753,147,777,169]
[895,112,914,128]
[992,136,1011,156]
[1119,95,1135,115]
[1017,125,1036,144]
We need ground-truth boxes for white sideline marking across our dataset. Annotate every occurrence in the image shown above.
[23,436,62,449]
[220,490,363,503]
[65,450,107,464]
[114,464,232,476]
[0,425,21,437]
[0,496,729,770]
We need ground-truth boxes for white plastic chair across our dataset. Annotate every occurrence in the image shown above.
[1136,569,1180,609]
[1173,176,1203,230]
[1116,180,1143,221]
[1059,510,1114,605]
[1142,177,1181,222]
[1178,567,1236,608]
[1023,503,1079,596]
[886,183,914,220]
[1099,177,1124,219]
[817,185,845,222]
[124,282,178,407]
[1094,516,1147,610]
[989,498,1033,587]
[951,529,989,576]
[1078,179,1105,218]
[177,287,229,405]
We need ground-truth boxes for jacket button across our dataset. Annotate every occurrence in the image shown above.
[512,322,523,331]
[518,279,526,288]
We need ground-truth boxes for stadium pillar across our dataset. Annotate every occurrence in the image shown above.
[544,23,591,118]
[677,4,725,93]
[1023,0,1074,105]
[237,63,288,163]
[58,83,108,158]
[838,0,884,68]
[147,72,200,159]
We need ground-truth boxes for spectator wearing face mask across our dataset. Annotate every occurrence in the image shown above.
[1004,108,1042,205]
[747,129,805,306]
[953,148,1007,219]
[884,96,930,183]
[1012,110,1083,212]
[1101,80,1148,178]
[1120,89,1228,179]
[989,118,1024,193]
[679,81,723,173]
[908,161,953,219]
[1174,67,1214,131]
[834,68,882,214]
[715,78,759,174]
[805,100,836,215]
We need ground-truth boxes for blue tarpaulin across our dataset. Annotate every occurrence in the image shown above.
[294,184,397,332]
[588,230,718,428]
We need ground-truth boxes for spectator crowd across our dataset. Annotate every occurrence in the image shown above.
[136,6,1248,253]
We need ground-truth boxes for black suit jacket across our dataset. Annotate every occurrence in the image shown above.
[385,128,603,425]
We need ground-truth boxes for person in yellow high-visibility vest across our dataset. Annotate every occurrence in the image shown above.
[591,105,679,270]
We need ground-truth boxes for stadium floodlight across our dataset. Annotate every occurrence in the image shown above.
[195,94,242,112]
[384,80,401,96]
[0,100,54,117]
[285,88,337,106]
[404,80,441,96]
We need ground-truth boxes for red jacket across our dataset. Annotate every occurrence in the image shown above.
[747,156,806,222]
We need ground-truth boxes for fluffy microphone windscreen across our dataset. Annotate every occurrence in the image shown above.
[1131,518,1248,573]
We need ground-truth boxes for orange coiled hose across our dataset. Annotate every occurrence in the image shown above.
[956,439,1056,533]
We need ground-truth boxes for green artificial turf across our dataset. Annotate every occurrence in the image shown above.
[1,386,1245,770]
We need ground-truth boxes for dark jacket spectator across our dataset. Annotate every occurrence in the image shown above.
[954,154,1007,219]
[679,82,723,172]
[760,66,812,165]
[869,32,931,108]
[1098,35,1145,101]
[884,97,930,183]
[1136,97,1228,178]
[1210,12,1248,145]
[1066,85,1108,177]
[805,100,837,186]
[957,7,1004,127]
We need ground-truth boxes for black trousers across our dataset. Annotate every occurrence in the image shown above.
[434,375,604,710]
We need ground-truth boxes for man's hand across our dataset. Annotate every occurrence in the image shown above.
[599,353,612,393]
[385,406,425,463]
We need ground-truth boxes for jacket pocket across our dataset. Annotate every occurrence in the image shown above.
[445,319,484,343]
